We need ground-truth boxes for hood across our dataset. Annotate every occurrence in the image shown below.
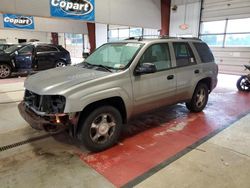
[24,66,111,95]
[0,53,11,61]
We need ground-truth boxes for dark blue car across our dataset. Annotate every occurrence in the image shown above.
[0,43,71,79]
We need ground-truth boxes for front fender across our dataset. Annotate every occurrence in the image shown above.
[64,87,133,119]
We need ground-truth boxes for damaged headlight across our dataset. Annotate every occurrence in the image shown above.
[40,95,66,114]
[24,90,66,115]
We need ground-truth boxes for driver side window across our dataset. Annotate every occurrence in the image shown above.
[139,43,171,71]
[18,45,33,55]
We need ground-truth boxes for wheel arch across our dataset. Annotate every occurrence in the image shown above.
[197,77,212,93]
[76,96,127,137]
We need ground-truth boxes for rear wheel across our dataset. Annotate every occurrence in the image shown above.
[55,61,66,68]
[0,64,12,79]
[237,76,250,91]
[186,83,209,112]
[78,106,122,152]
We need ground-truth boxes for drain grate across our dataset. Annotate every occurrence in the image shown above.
[0,134,52,152]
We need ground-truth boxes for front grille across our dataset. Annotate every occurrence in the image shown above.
[24,90,41,110]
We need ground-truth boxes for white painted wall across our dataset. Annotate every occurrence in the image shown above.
[0,0,161,29]
[0,14,88,34]
[95,0,161,29]
[95,23,107,48]
[170,0,201,37]
[0,29,51,43]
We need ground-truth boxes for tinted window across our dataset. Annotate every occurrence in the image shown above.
[37,46,58,52]
[173,42,196,67]
[193,42,215,63]
[139,43,171,71]
[18,45,33,55]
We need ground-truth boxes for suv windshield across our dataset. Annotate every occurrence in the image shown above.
[84,42,143,70]
[4,45,23,54]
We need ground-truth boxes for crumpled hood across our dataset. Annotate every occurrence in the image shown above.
[0,53,11,61]
[24,66,111,95]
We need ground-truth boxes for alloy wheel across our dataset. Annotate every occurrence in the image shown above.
[89,113,116,144]
[0,64,11,78]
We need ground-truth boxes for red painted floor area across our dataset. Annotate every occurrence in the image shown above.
[79,85,250,187]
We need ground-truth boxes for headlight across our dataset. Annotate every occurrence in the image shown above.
[40,95,66,114]
[24,90,66,114]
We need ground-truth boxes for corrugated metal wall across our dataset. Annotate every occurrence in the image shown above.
[201,0,250,75]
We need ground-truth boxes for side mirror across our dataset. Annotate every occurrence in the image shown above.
[14,51,19,55]
[82,52,90,59]
[135,63,157,75]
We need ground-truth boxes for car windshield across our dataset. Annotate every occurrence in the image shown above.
[4,45,23,54]
[84,42,143,70]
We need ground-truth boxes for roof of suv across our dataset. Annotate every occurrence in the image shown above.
[115,36,204,44]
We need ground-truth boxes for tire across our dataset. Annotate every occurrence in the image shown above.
[236,76,250,91]
[78,106,123,152]
[55,61,66,68]
[186,83,209,112]
[0,63,12,79]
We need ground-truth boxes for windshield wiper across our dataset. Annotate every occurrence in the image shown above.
[82,61,113,72]
[92,64,112,72]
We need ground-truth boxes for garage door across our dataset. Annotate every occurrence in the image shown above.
[200,0,250,75]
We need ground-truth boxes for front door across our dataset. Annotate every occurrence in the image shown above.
[15,45,34,71]
[132,43,177,114]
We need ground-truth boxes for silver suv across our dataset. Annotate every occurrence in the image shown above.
[18,37,218,152]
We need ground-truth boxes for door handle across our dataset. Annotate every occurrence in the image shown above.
[194,69,200,74]
[167,75,174,80]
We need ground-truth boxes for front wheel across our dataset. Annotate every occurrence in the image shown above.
[78,106,122,152]
[236,76,250,91]
[186,83,209,112]
[0,64,12,79]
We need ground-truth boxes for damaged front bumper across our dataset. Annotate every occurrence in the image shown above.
[18,101,78,132]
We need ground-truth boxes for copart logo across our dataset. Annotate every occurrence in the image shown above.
[51,0,94,16]
[4,16,33,26]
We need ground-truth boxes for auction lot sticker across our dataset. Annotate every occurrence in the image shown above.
[3,14,35,29]
[50,0,95,21]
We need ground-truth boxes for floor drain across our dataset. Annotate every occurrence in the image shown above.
[0,134,52,152]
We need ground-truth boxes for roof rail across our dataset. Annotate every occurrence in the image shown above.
[124,35,202,41]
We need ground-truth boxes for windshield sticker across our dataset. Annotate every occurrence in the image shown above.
[114,64,125,69]
[126,43,141,48]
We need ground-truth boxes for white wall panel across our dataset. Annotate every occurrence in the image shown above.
[95,23,107,48]
[0,0,161,29]
[170,0,201,37]
[0,29,50,43]
[0,14,88,34]
[211,47,250,75]
[96,0,161,28]
[34,17,88,34]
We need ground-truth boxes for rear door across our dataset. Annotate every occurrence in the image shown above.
[172,42,200,101]
[35,45,59,70]
[132,43,177,114]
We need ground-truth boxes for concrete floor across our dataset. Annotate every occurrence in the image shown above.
[0,74,250,188]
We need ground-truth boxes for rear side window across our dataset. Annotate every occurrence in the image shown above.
[173,42,196,67]
[37,46,58,53]
[193,42,215,63]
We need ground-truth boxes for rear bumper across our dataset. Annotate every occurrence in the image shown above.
[18,101,71,131]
